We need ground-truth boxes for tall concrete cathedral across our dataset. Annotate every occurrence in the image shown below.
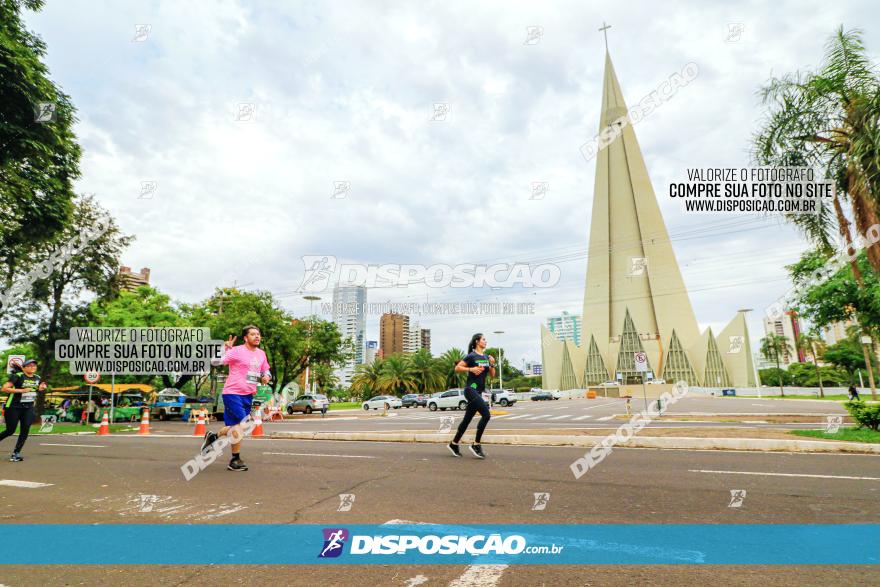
[540,49,757,391]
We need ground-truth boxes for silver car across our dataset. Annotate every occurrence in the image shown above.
[287,394,329,414]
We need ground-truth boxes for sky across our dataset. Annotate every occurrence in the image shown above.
[23,0,880,368]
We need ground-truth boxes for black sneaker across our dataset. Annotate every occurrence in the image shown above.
[227,458,248,471]
[469,444,485,459]
[9,452,22,462]
[447,443,461,457]
[200,431,218,455]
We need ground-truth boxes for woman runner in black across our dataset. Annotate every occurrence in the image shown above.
[448,333,495,459]
[0,359,47,461]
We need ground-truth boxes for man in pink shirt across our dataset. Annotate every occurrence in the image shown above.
[201,325,271,471]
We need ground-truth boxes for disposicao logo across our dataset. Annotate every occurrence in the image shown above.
[318,528,349,558]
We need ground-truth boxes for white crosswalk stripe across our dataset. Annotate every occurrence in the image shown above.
[504,414,532,420]
[526,414,553,420]
[572,415,593,421]
[597,415,615,421]
[549,414,572,420]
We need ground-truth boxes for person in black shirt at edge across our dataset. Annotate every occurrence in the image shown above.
[448,333,496,459]
[0,359,48,461]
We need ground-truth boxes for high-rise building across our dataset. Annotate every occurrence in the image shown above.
[762,311,804,367]
[118,266,150,292]
[380,313,409,356]
[546,312,582,346]
[365,340,378,364]
[822,319,855,346]
[523,361,543,376]
[332,285,366,387]
[540,47,755,390]
[404,320,422,353]
[420,328,431,354]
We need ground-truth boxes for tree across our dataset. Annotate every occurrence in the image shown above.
[377,354,417,396]
[797,330,827,397]
[0,197,131,413]
[760,334,794,396]
[0,0,82,310]
[754,27,880,277]
[408,348,444,394]
[439,348,465,389]
[310,362,338,393]
[351,359,384,399]
[824,336,875,384]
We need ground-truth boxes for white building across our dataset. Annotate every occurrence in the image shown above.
[523,361,543,376]
[822,319,855,346]
[762,311,803,367]
[546,311,582,347]
[365,340,378,365]
[404,320,421,354]
[332,285,366,387]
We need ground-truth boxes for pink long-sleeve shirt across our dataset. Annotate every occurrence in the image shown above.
[219,345,270,396]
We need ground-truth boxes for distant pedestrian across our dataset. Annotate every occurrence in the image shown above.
[849,385,861,401]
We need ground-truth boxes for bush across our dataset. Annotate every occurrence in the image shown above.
[844,400,880,431]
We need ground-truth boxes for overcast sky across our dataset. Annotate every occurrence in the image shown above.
[24,0,879,366]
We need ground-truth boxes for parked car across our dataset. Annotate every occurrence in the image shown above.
[362,395,402,410]
[150,389,187,421]
[401,394,427,408]
[427,389,468,411]
[531,390,561,401]
[490,389,517,407]
[287,394,330,414]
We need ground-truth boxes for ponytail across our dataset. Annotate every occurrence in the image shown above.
[467,333,483,354]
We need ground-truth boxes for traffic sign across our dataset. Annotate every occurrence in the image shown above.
[6,355,25,374]
[84,372,101,384]
[634,352,648,373]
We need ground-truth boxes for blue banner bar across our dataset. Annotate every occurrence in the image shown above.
[4,524,877,565]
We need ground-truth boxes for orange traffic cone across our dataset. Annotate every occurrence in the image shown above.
[138,409,151,435]
[97,412,110,436]
[251,410,264,437]
[192,412,206,437]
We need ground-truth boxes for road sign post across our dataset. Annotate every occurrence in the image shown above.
[6,355,25,374]
[83,372,100,425]
[634,352,649,411]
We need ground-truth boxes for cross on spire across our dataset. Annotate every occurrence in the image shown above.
[599,21,611,51]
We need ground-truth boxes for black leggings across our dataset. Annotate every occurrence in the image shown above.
[0,406,35,452]
[453,388,491,444]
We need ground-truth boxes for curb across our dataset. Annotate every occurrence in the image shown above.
[268,431,880,454]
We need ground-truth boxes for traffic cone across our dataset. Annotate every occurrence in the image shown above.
[251,410,264,437]
[192,412,206,437]
[97,412,110,435]
[138,409,151,435]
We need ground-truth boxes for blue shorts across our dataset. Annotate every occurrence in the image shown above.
[222,394,254,426]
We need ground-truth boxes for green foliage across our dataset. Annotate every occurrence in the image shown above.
[844,400,880,431]
[758,367,790,387]
[0,0,82,300]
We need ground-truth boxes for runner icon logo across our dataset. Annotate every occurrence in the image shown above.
[337,494,355,512]
[532,492,550,511]
[728,489,746,508]
[825,415,842,434]
[319,528,349,558]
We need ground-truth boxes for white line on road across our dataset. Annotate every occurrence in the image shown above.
[263,452,377,459]
[526,415,553,420]
[549,415,572,420]
[572,415,593,421]
[448,564,509,587]
[582,401,619,411]
[0,480,53,488]
[39,443,106,448]
[597,415,615,421]
[504,414,532,420]
[689,469,880,481]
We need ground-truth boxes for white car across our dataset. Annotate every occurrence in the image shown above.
[490,389,518,407]
[362,395,402,410]
[428,389,469,411]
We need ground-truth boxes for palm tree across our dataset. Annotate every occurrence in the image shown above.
[377,354,417,396]
[761,334,794,396]
[439,348,465,389]
[754,27,880,280]
[797,330,827,397]
[350,359,384,399]
[408,348,444,394]
[311,362,339,393]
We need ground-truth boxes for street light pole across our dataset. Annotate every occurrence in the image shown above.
[303,295,321,394]
[493,330,505,390]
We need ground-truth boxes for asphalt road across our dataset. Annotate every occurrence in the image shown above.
[0,432,876,585]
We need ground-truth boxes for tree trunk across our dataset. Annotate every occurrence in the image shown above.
[811,345,825,398]
[832,195,865,286]
[847,169,880,272]
[776,355,784,397]
[861,337,878,401]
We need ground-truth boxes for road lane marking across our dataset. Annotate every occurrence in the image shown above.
[526,415,553,420]
[39,443,106,448]
[448,564,508,587]
[505,414,532,420]
[597,415,615,421]
[263,452,377,459]
[582,401,620,411]
[0,480,53,488]
[549,415,572,420]
[572,415,593,421]
[689,469,880,481]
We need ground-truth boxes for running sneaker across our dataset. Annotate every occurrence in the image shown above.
[469,444,485,459]
[200,431,218,455]
[447,442,461,457]
[227,458,248,471]
[9,452,23,462]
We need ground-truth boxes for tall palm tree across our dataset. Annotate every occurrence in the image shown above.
[311,362,338,393]
[377,354,417,396]
[797,330,827,397]
[760,334,794,396]
[754,27,880,280]
[408,348,444,394]
[439,348,465,389]
[350,359,384,399]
